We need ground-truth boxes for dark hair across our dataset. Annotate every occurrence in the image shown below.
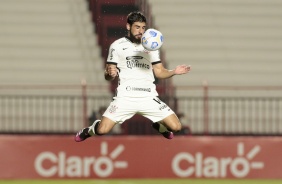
[127,11,146,25]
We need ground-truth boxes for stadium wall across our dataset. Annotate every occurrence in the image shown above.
[1,135,282,179]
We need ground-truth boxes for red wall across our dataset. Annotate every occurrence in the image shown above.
[1,135,282,179]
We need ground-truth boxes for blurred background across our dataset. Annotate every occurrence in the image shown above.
[0,0,282,181]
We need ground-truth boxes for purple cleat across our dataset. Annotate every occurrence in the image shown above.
[152,122,174,139]
[161,131,174,139]
[74,127,91,142]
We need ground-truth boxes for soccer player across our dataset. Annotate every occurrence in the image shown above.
[75,11,191,142]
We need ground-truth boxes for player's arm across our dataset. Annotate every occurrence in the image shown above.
[104,63,118,81]
[152,62,191,79]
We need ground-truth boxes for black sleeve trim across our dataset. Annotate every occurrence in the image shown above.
[152,61,161,65]
[106,62,117,65]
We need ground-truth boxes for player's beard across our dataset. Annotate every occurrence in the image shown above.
[129,31,142,44]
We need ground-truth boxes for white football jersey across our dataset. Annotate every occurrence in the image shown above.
[107,37,161,98]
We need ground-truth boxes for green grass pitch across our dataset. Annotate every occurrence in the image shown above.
[1,179,282,184]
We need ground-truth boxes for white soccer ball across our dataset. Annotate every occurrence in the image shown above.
[141,28,164,51]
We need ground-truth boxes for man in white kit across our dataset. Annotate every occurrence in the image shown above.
[75,11,191,142]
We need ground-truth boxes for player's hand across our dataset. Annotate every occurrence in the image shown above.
[106,65,118,78]
[174,65,191,75]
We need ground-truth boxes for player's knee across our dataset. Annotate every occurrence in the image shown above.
[169,123,182,132]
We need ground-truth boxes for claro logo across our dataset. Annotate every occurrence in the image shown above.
[34,142,127,178]
[172,142,264,178]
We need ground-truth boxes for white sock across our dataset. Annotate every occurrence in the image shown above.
[158,122,168,133]
[88,120,101,135]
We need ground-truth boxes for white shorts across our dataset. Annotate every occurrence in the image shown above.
[102,97,175,124]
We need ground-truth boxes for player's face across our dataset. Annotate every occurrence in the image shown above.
[128,22,146,43]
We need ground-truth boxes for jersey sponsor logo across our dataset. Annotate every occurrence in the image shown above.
[126,56,147,69]
[126,56,149,69]
[126,61,149,69]
[126,86,151,92]
[159,104,168,111]
[126,56,143,60]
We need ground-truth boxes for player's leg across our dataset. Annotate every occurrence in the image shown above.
[152,114,181,140]
[142,97,180,139]
[151,122,173,139]
[74,117,116,142]
[75,97,136,142]
[91,116,116,135]
[160,113,182,132]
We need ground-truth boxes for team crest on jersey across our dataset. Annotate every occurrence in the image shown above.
[109,105,118,113]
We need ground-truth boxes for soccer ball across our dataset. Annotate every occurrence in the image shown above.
[141,28,163,51]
